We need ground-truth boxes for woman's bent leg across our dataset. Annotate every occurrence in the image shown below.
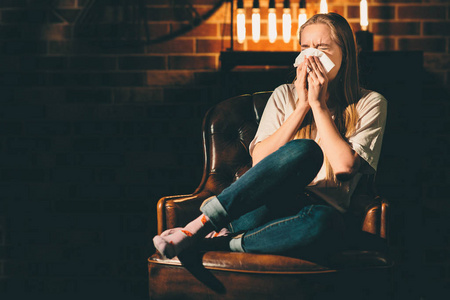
[153,139,322,258]
[201,139,323,230]
[232,205,345,260]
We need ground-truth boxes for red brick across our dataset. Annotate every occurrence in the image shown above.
[329,5,345,17]
[424,54,450,71]
[69,56,116,70]
[56,0,76,7]
[148,0,221,4]
[206,4,228,22]
[349,22,363,33]
[398,38,446,52]
[348,5,395,19]
[49,40,146,55]
[373,0,421,2]
[119,56,167,70]
[114,87,163,103]
[146,71,194,86]
[110,72,148,87]
[422,70,446,86]
[145,0,167,4]
[194,0,218,4]
[423,22,450,36]
[65,88,113,103]
[182,23,218,37]
[54,9,81,23]
[148,24,171,40]
[373,37,396,51]
[147,6,215,22]
[168,55,217,70]
[20,56,67,71]
[372,22,420,35]
[147,7,178,22]
[398,6,446,19]
[197,39,244,53]
[77,0,90,6]
[247,39,297,52]
[146,39,194,54]
[36,24,71,40]
[220,23,231,39]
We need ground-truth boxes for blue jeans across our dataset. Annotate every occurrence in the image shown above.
[200,139,345,258]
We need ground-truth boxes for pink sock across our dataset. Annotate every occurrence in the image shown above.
[153,214,213,258]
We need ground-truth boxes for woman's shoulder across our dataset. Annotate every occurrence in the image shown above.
[269,84,296,107]
[357,88,388,111]
[272,83,295,96]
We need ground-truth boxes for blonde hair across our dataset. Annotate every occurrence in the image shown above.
[295,13,360,181]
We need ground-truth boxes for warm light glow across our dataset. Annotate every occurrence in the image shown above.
[237,8,246,44]
[252,8,261,43]
[320,0,328,14]
[298,8,307,30]
[268,8,277,43]
[282,8,291,43]
[360,0,369,31]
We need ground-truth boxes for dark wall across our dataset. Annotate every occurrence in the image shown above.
[1,1,450,300]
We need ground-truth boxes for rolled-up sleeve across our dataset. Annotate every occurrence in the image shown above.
[348,91,388,173]
[249,85,289,156]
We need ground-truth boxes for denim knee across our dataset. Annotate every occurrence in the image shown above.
[302,205,345,237]
[279,139,323,170]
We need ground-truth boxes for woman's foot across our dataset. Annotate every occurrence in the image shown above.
[153,214,214,258]
[160,227,230,239]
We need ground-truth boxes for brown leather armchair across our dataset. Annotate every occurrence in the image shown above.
[148,92,393,299]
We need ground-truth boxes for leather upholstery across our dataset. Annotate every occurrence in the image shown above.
[149,92,392,299]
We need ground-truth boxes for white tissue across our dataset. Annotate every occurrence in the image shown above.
[293,48,335,73]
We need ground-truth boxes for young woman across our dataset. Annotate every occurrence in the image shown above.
[153,13,387,260]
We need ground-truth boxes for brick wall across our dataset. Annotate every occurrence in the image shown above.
[0,0,449,299]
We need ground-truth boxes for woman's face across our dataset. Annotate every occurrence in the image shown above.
[300,24,342,81]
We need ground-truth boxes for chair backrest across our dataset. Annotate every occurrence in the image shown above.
[194,92,272,196]
[194,91,387,239]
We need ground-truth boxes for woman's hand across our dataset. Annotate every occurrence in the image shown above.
[294,60,310,112]
[306,56,329,108]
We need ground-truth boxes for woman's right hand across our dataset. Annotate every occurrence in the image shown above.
[294,60,310,112]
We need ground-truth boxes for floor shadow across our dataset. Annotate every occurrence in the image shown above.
[177,249,226,294]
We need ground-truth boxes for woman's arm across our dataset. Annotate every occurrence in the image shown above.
[252,104,310,166]
[306,56,361,179]
[252,62,310,166]
[310,104,361,180]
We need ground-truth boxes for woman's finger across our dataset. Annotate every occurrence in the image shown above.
[308,57,326,84]
[308,56,321,74]
[314,56,327,74]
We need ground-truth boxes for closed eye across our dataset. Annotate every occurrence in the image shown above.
[300,44,309,50]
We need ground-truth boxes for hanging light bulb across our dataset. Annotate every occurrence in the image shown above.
[319,0,328,14]
[236,0,246,43]
[268,0,277,43]
[282,0,291,43]
[360,0,369,31]
[298,0,307,30]
[252,0,261,43]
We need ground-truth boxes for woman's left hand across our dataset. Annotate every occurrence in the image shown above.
[306,56,329,108]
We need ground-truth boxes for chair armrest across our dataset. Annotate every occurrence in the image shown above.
[361,196,389,240]
[157,190,214,234]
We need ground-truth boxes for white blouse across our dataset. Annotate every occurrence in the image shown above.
[249,84,388,212]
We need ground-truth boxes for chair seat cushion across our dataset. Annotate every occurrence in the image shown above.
[149,250,391,275]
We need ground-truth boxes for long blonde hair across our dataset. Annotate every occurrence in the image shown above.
[295,13,360,181]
